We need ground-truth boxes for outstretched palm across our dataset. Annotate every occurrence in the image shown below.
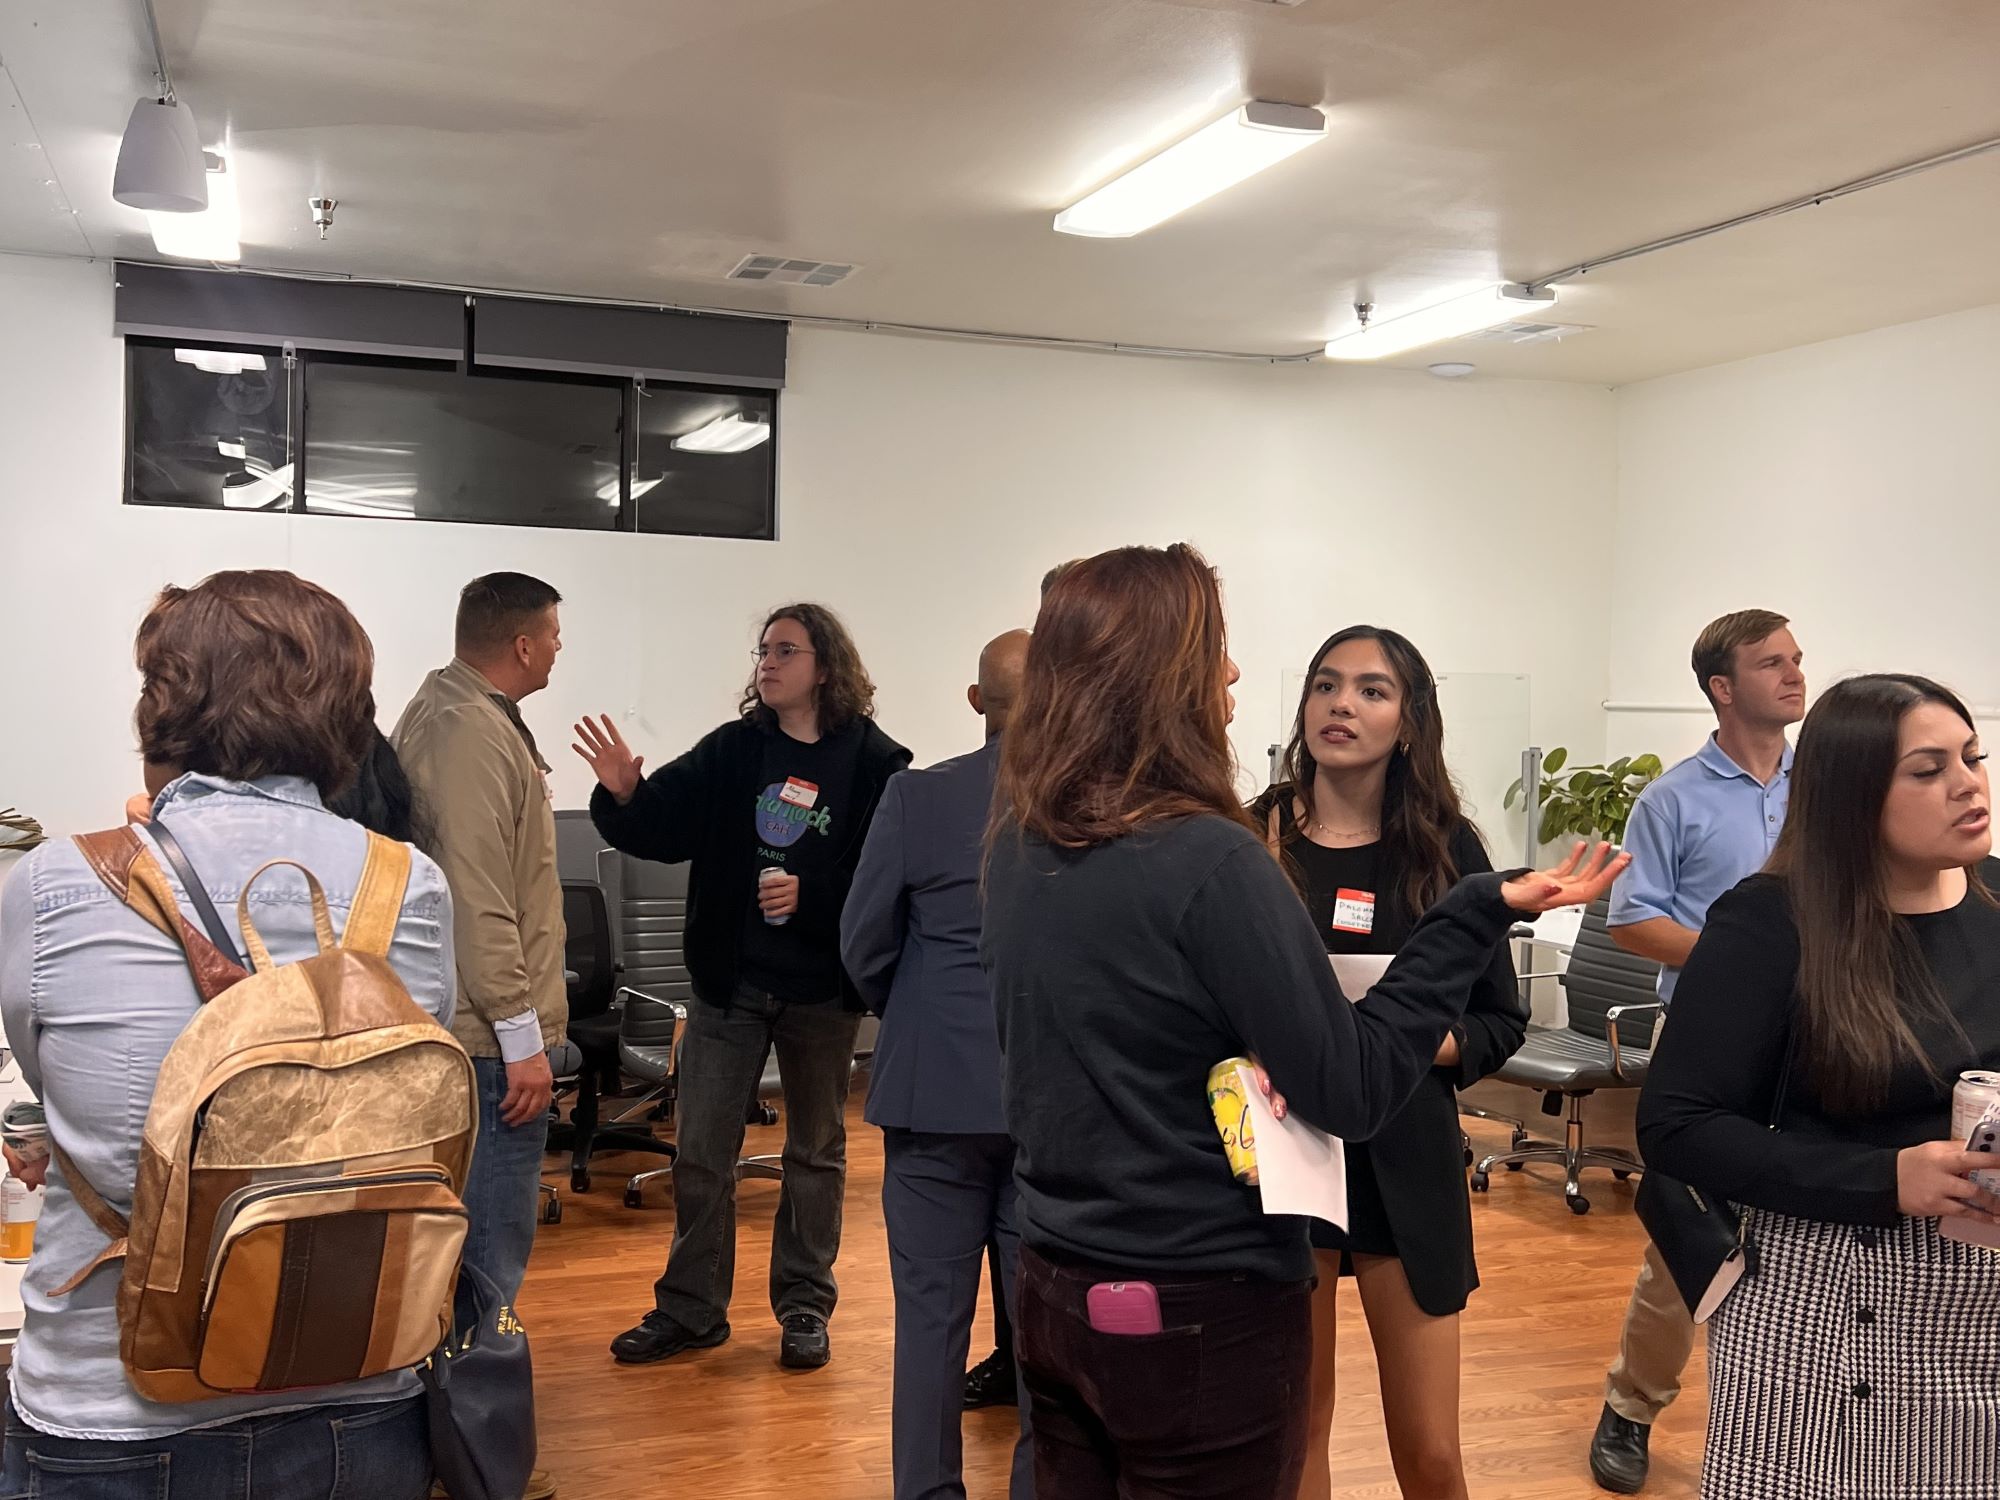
[1499,842,1630,915]
[572,715,645,802]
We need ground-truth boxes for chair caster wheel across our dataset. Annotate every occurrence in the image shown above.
[1613,1169,1633,1181]
[1567,1194,1591,1215]
[624,1187,642,1208]
[541,1197,562,1225]
[571,1168,590,1194]
[1470,1171,1489,1193]
[1506,1160,1525,1172]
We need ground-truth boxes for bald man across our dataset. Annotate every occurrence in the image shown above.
[842,630,1034,1500]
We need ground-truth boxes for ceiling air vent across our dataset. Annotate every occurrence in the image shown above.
[1461,320,1594,346]
[727,254,857,288]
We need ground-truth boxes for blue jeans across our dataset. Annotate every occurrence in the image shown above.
[464,1056,550,1305]
[0,1396,429,1500]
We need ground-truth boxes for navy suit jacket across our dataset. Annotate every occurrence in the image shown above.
[840,736,1007,1135]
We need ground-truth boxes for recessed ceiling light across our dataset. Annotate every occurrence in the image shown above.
[1054,101,1326,239]
[672,415,771,454]
[1323,284,1557,361]
[1427,362,1476,379]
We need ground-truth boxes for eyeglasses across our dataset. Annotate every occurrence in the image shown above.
[752,643,817,663]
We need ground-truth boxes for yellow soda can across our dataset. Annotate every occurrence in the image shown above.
[1206,1057,1259,1186]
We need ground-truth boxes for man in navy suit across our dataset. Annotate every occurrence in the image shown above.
[842,630,1034,1500]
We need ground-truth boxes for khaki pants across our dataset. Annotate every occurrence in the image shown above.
[1604,1238,1699,1425]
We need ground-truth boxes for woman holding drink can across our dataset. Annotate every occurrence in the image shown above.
[982,544,1626,1500]
[1638,674,2000,1500]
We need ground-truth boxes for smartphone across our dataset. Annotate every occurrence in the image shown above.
[1085,1280,1164,1336]
[1942,1121,2000,1249]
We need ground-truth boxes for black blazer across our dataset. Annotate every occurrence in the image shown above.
[591,715,912,1010]
[1254,796,1526,1314]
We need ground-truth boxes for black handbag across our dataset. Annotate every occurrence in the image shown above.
[419,1263,538,1500]
[1635,1028,1796,1324]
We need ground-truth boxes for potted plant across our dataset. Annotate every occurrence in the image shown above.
[1504,749,1663,848]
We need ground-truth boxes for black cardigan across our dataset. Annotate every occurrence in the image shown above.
[1637,864,2000,1226]
[1252,795,1526,1313]
[590,716,912,1010]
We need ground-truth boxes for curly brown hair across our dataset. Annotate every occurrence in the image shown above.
[135,570,377,800]
[737,602,877,734]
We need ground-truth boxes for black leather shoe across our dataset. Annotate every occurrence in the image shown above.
[609,1311,730,1364]
[779,1312,831,1370]
[963,1348,1018,1410]
[1589,1403,1652,1494]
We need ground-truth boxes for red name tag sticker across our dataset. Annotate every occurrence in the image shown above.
[1331,888,1376,935]
[779,777,820,810]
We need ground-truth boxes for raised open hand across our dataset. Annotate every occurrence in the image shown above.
[572,714,645,804]
[1499,841,1631,915]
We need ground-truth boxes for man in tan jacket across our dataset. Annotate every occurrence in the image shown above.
[395,572,567,1500]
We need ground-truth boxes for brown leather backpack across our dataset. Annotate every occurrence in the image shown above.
[53,826,477,1403]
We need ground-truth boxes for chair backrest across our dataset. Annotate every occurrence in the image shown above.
[562,879,617,1022]
[617,853,694,1004]
[1559,898,1663,1042]
[555,810,622,963]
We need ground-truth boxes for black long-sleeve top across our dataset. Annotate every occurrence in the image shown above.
[981,813,1522,1283]
[1637,861,2000,1226]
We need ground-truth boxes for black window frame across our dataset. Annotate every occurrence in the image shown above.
[121,337,779,539]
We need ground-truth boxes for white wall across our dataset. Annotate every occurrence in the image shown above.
[1608,301,2000,767]
[1,256,1616,844]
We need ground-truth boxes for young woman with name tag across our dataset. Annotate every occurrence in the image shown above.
[1251,626,1525,1500]
[1638,674,2000,1500]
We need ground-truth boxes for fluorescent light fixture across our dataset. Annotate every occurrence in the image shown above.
[1323,283,1557,361]
[148,153,240,262]
[112,97,208,213]
[595,476,663,505]
[672,415,771,454]
[1054,101,1326,238]
[216,438,247,459]
[175,348,266,376]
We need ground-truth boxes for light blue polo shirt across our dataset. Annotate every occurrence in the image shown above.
[1607,734,1792,1003]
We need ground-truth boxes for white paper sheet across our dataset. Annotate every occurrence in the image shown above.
[1329,952,1393,1002]
[1235,1063,1347,1229]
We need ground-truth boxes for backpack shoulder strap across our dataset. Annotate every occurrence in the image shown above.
[71,828,246,1002]
[43,1142,130,1297]
[341,834,412,958]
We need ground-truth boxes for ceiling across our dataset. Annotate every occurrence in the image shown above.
[2,0,1997,384]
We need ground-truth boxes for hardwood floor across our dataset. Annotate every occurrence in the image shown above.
[522,1087,1705,1499]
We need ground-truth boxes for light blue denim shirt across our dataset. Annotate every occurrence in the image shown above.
[0,774,455,1439]
[1607,734,1792,1003]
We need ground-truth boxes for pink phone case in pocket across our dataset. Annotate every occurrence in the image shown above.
[1086,1280,1164,1336]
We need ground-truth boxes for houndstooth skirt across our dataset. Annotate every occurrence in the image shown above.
[1704,1207,2000,1499]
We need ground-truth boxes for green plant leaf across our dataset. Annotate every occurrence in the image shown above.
[1631,754,1663,777]
[1544,747,1568,774]
[1504,777,1524,808]
[1539,803,1566,846]
[1607,757,1631,778]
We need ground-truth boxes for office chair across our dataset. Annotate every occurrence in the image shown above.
[552,879,679,1194]
[1471,899,1662,1215]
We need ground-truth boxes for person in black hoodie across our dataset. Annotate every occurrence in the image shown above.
[574,603,911,1372]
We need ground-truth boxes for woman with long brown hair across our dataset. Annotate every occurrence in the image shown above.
[982,544,1624,1499]
[1253,626,1524,1500]
[1638,674,2000,1499]
[577,601,910,1372]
